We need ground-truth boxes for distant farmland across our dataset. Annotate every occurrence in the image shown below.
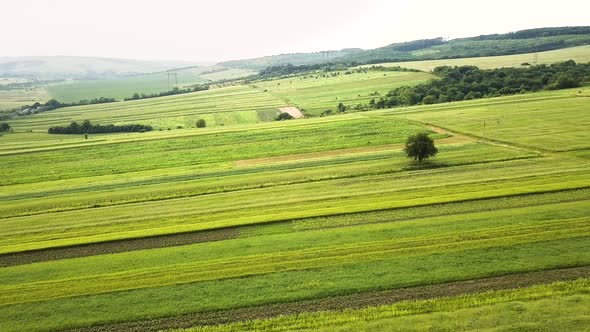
[371,45,590,71]
[0,80,588,331]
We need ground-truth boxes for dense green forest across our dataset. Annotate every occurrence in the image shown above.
[355,61,590,110]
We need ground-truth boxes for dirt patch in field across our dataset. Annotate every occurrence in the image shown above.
[0,228,239,267]
[66,266,590,332]
[279,106,304,118]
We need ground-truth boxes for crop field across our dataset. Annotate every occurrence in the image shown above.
[8,85,290,131]
[254,70,434,115]
[47,66,258,103]
[0,87,49,111]
[371,45,590,71]
[0,75,589,331]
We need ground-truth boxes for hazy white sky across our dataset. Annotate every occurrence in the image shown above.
[2,0,589,62]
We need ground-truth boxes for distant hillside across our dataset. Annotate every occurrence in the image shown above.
[343,27,590,64]
[0,56,203,79]
[221,26,590,70]
[219,48,363,70]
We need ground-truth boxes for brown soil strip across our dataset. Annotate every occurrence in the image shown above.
[278,106,304,118]
[65,266,589,332]
[0,228,238,267]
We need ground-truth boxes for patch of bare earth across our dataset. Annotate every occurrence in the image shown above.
[279,106,304,118]
[0,228,239,267]
[66,266,590,332]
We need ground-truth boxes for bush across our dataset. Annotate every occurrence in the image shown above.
[275,113,294,121]
[196,119,206,128]
[404,133,438,163]
[0,123,10,132]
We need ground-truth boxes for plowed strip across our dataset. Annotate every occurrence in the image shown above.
[64,266,590,332]
[0,228,238,267]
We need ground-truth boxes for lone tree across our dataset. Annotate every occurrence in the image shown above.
[196,119,206,128]
[404,132,438,162]
[0,123,10,132]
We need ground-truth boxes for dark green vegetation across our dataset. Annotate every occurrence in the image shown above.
[404,133,437,162]
[47,120,153,134]
[0,122,9,132]
[124,84,209,101]
[365,61,590,109]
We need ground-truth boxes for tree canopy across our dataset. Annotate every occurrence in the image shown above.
[404,133,438,162]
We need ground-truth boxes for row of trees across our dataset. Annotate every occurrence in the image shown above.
[48,120,152,134]
[124,84,209,101]
[358,61,590,110]
[11,97,116,117]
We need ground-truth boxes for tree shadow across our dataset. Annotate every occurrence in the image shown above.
[402,160,448,171]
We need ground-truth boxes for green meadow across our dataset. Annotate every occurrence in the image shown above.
[0,63,588,331]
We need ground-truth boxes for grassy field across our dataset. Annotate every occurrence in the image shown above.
[0,88,49,111]
[8,85,290,131]
[255,70,434,115]
[367,45,590,71]
[0,76,588,331]
[47,70,208,102]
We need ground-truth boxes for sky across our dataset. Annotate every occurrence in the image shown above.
[2,0,589,63]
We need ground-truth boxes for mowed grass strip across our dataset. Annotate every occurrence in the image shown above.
[12,85,287,131]
[0,198,587,304]
[1,155,588,254]
[1,186,586,267]
[53,267,590,332]
[0,238,587,331]
[255,70,434,115]
[0,143,534,218]
[183,278,590,332]
[387,87,590,151]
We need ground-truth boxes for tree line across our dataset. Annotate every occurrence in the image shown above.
[48,120,152,134]
[359,61,590,109]
[124,84,209,101]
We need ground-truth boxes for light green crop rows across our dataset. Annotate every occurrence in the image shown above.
[0,74,588,332]
[254,70,434,115]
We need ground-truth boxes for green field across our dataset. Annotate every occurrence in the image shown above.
[371,45,590,71]
[0,66,589,331]
[8,85,289,131]
[255,70,434,115]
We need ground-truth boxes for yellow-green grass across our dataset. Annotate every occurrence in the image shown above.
[183,280,590,332]
[0,87,49,111]
[0,208,587,330]
[385,87,590,151]
[1,71,589,332]
[1,153,587,254]
[47,70,208,102]
[9,85,288,131]
[368,45,590,71]
[1,199,587,305]
[254,70,434,115]
[0,143,534,218]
